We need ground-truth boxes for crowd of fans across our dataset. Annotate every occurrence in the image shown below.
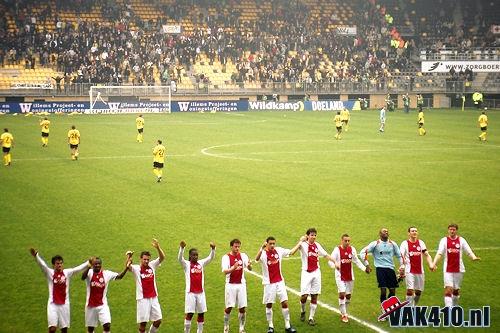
[0,0,497,90]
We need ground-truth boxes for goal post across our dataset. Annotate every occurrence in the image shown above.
[88,85,172,114]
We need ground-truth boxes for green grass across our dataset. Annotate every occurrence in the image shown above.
[0,109,498,333]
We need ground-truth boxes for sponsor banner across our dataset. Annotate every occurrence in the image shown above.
[1,102,87,113]
[172,101,248,112]
[162,24,181,34]
[11,82,53,89]
[307,100,356,111]
[334,26,357,36]
[88,101,169,114]
[422,61,500,73]
[249,101,305,111]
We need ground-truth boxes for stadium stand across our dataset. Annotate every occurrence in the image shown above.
[0,0,499,95]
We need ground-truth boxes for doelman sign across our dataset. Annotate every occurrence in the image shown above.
[422,61,500,73]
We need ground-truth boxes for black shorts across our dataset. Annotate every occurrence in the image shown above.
[69,144,79,149]
[376,267,399,288]
[336,126,342,131]
[2,147,10,153]
[138,128,144,133]
[342,120,348,124]
[42,132,49,137]
[418,123,424,128]
[481,126,487,132]
[153,162,164,169]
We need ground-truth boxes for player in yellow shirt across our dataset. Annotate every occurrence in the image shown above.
[40,117,51,147]
[334,111,342,140]
[153,139,166,182]
[0,128,14,166]
[417,111,426,136]
[67,125,81,160]
[478,111,488,141]
[136,114,144,143]
[340,108,350,132]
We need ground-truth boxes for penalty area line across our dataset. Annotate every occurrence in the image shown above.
[245,269,390,333]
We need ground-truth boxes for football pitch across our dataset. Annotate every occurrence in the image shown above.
[0,109,499,333]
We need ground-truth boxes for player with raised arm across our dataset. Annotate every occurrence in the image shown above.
[178,240,216,333]
[152,140,166,183]
[291,228,334,326]
[40,117,51,147]
[399,227,434,306]
[67,125,80,160]
[255,237,302,333]
[81,256,131,333]
[222,239,252,333]
[30,248,92,333]
[329,234,371,323]
[0,128,13,166]
[359,228,404,317]
[136,115,145,143]
[129,239,165,333]
[432,223,480,307]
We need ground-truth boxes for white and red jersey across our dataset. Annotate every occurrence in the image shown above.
[85,270,119,307]
[130,258,161,300]
[437,236,474,273]
[258,247,291,285]
[400,239,428,274]
[330,246,366,282]
[178,247,215,294]
[298,241,328,272]
[35,254,89,305]
[221,252,250,284]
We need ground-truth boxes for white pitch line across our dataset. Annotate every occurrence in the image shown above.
[13,153,197,162]
[245,269,390,333]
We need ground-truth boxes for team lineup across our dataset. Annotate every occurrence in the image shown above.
[29,224,480,333]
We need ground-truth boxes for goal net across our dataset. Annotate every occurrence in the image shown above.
[88,85,172,114]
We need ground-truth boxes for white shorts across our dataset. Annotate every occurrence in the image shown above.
[263,281,288,304]
[225,283,248,309]
[47,302,70,328]
[406,273,425,291]
[137,297,162,323]
[300,270,321,295]
[335,276,354,294]
[85,305,111,327]
[185,292,207,313]
[444,272,464,289]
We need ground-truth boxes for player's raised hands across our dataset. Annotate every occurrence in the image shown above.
[29,248,38,257]
[180,240,186,248]
[125,250,134,258]
[261,241,267,249]
[209,242,216,249]
[300,235,307,242]
[152,238,160,249]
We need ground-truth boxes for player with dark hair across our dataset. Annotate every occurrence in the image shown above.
[330,234,370,322]
[40,117,51,147]
[255,237,302,333]
[432,224,480,307]
[178,240,216,333]
[128,239,165,333]
[153,140,165,182]
[30,248,92,333]
[136,115,144,143]
[81,256,131,333]
[67,125,80,160]
[0,128,13,166]
[222,239,252,333]
[291,228,334,326]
